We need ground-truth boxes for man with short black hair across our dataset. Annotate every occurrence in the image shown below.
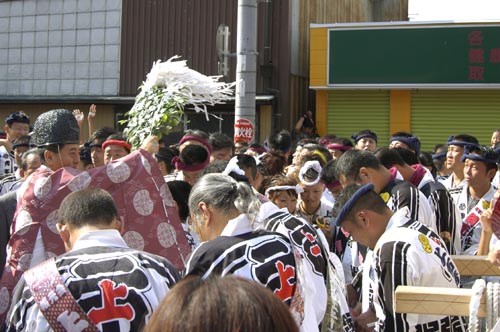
[375,147,461,254]
[0,135,34,194]
[209,132,234,162]
[0,148,41,277]
[268,129,293,160]
[6,188,180,332]
[0,118,191,325]
[88,127,116,167]
[351,129,377,152]
[388,131,421,156]
[333,184,466,331]
[455,145,499,255]
[1,111,30,177]
[334,149,436,327]
[440,134,479,201]
[335,149,435,230]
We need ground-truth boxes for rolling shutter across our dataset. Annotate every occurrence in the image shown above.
[327,90,390,145]
[411,90,500,151]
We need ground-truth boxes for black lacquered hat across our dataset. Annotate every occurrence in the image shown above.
[31,109,80,147]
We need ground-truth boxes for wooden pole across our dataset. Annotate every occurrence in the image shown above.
[395,286,487,317]
[452,255,500,277]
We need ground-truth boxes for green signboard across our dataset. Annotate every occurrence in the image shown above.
[328,24,500,87]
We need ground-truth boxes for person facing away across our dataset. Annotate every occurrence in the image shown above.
[144,275,299,332]
[5,187,180,332]
[333,184,466,332]
[388,131,421,157]
[184,173,327,332]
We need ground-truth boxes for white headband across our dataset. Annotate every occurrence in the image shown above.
[298,160,322,186]
[265,185,304,197]
[222,156,245,176]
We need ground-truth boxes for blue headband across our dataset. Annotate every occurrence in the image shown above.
[389,136,421,155]
[352,133,377,144]
[432,151,447,160]
[461,153,499,165]
[333,183,375,227]
[447,136,478,149]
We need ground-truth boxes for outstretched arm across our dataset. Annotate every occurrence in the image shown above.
[88,104,96,139]
[72,109,84,144]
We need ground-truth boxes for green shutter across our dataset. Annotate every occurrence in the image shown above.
[327,90,390,145]
[411,90,500,151]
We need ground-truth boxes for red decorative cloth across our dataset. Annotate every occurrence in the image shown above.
[0,149,191,321]
[409,164,428,188]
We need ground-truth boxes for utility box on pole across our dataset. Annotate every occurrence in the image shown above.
[234,0,258,144]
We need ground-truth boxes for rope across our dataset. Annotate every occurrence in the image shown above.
[469,281,500,332]
[487,282,493,330]
[495,283,500,330]
[469,279,486,332]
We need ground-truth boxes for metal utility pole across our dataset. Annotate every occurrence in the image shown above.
[234,0,258,144]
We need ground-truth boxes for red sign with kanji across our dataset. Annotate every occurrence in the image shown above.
[234,118,254,143]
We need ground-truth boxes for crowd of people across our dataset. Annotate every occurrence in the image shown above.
[0,107,500,331]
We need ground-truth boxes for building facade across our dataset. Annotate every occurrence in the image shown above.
[310,21,500,150]
[1,0,408,144]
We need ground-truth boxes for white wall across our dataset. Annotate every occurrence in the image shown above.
[409,0,500,22]
[0,0,122,97]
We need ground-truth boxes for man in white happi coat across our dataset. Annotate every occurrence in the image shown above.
[375,147,462,255]
[455,145,499,255]
[5,188,180,331]
[0,109,191,325]
[440,134,479,202]
[333,184,467,332]
[334,149,437,328]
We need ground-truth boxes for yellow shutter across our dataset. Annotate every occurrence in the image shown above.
[411,90,500,151]
[327,90,390,145]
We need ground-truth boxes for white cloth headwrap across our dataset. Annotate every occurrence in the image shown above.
[264,185,304,197]
[298,160,322,186]
[222,156,245,176]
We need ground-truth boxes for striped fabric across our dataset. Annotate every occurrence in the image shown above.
[372,214,467,331]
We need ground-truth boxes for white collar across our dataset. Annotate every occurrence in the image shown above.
[257,201,281,223]
[220,214,253,237]
[385,206,411,231]
[71,229,129,252]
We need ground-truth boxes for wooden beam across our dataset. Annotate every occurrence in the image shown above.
[451,255,500,277]
[395,286,486,317]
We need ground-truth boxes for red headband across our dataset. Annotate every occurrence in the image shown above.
[327,143,352,152]
[171,156,210,172]
[102,140,132,151]
[179,135,212,154]
[247,146,267,154]
[327,181,342,191]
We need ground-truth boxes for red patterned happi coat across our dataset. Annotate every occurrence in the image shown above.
[0,149,191,322]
